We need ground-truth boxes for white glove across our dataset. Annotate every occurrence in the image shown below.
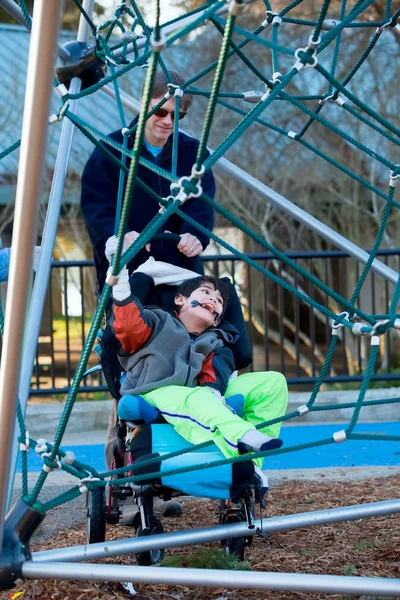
[105,235,118,263]
[112,266,131,301]
[105,235,131,301]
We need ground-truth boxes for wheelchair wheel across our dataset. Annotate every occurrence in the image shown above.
[136,519,165,566]
[86,487,106,544]
[222,511,246,561]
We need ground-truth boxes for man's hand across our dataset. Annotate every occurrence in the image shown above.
[176,233,203,258]
[124,231,151,253]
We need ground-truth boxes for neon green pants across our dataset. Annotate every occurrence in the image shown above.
[143,371,288,466]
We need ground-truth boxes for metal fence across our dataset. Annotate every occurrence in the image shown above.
[29,249,400,396]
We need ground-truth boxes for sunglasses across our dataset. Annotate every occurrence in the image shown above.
[150,106,186,121]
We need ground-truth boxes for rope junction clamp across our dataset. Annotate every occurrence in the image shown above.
[331,311,350,336]
[376,20,394,34]
[41,452,62,473]
[333,430,347,443]
[294,44,318,71]
[49,101,70,124]
[394,318,400,331]
[54,84,69,99]
[35,438,48,454]
[261,10,280,28]
[389,170,400,187]
[150,30,166,53]
[351,321,371,336]
[321,19,340,30]
[297,404,309,416]
[79,475,101,494]
[62,450,76,466]
[121,31,138,41]
[370,319,390,345]
[287,131,297,139]
[20,431,30,453]
[165,83,179,99]
[229,0,244,16]
[242,90,264,103]
[121,127,130,136]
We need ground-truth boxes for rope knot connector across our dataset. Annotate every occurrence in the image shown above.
[79,475,101,495]
[20,431,30,453]
[297,405,309,416]
[333,430,347,443]
[41,452,62,473]
[229,0,244,17]
[389,170,400,187]
[35,438,48,454]
[150,31,166,53]
[294,47,318,71]
[331,311,349,335]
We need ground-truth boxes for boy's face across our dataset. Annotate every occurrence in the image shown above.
[175,282,224,331]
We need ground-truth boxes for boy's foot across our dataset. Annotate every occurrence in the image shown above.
[153,498,183,518]
[238,438,283,455]
[119,498,183,527]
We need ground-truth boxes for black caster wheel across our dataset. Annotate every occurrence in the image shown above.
[136,519,165,565]
[86,487,106,544]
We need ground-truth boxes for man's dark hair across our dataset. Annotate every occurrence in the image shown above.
[142,69,193,111]
[174,276,231,320]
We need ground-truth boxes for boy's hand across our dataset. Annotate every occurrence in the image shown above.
[105,235,118,262]
[105,235,131,301]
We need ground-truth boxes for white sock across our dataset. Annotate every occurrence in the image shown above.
[240,429,273,451]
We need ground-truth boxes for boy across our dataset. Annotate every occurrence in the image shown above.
[110,257,288,467]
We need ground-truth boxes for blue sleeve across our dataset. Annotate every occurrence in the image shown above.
[0,247,11,282]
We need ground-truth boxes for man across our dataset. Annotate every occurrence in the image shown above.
[81,70,215,519]
[81,69,215,294]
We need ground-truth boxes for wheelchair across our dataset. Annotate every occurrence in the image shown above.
[85,235,261,564]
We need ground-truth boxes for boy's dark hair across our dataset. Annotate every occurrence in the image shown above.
[141,69,193,111]
[174,276,231,321]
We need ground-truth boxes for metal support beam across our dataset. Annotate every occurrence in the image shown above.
[22,561,400,596]
[6,0,95,512]
[32,498,400,563]
[102,85,399,285]
[0,0,62,546]
[0,0,70,60]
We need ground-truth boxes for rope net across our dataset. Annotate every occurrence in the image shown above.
[0,0,399,512]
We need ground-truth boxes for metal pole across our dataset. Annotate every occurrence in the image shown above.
[0,0,70,60]
[22,561,400,596]
[0,0,62,547]
[5,0,95,512]
[102,85,399,286]
[32,498,400,563]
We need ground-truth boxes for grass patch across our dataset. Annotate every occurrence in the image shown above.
[161,547,250,571]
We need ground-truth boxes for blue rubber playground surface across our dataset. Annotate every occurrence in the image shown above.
[17,422,400,474]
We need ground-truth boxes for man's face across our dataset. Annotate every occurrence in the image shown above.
[175,282,224,330]
[143,95,178,148]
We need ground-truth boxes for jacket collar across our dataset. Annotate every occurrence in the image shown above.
[127,116,174,163]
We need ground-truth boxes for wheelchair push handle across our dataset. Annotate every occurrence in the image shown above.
[150,232,181,245]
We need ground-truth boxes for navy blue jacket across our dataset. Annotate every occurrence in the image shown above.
[81,117,215,292]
